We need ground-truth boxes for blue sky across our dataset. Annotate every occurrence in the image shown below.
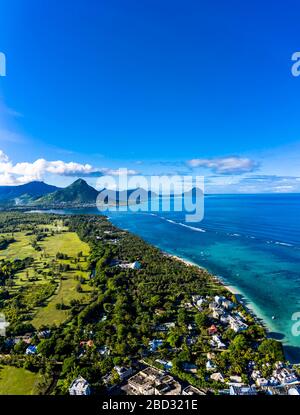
[0,0,300,192]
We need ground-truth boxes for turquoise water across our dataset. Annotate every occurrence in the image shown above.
[40,194,300,362]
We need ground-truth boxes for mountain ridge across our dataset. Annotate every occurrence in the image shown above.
[0,181,60,205]
[0,179,202,207]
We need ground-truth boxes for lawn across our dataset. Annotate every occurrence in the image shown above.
[39,231,90,257]
[0,366,42,395]
[31,231,91,327]
[0,232,38,260]
[31,270,92,328]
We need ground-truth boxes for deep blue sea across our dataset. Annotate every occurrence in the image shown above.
[40,194,300,362]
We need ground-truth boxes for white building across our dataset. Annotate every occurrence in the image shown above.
[69,376,91,395]
[273,368,298,384]
[212,335,226,349]
[228,315,248,333]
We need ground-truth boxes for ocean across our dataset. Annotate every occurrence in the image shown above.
[39,193,300,362]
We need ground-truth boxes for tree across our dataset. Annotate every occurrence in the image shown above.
[258,339,284,362]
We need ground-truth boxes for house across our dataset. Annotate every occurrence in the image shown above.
[79,339,94,348]
[221,299,235,310]
[155,308,165,316]
[182,362,197,373]
[206,360,216,371]
[212,309,224,320]
[192,295,202,304]
[209,302,219,311]
[220,314,230,324]
[256,377,269,387]
[208,324,218,335]
[212,335,226,349]
[98,345,110,356]
[214,295,226,304]
[210,372,224,383]
[38,329,51,339]
[187,323,196,331]
[127,366,181,395]
[229,375,243,385]
[25,345,37,355]
[69,376,91,395]
[182,385,206,395]
[229,386,257,395]
[155,322,175,332]
[228,315,248,333]
[114,366,133,381]
[273,368,298,384]
[192,295,206,310]
[186,336,197,346]
[288,386,300,395]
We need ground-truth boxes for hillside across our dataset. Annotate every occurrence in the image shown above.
[34,178,99,205]
[0,181,59,205]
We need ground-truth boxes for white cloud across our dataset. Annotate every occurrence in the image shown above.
[187,156,258,174]
[0,150,139,185]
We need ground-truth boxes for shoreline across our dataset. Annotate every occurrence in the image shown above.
[165,252,278,338]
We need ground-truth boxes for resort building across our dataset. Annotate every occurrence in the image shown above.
[208,324,218,335]
[272,367,298,384]
[69,376,91,395]
[228,315,248,333]
[229,386,257,396]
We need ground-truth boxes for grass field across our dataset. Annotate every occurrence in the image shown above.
[0,366,42,395]
[31,269,92,328]
[0,225,93,328]
[0,232,38,260]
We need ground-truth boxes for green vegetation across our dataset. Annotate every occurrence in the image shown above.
[0,212,286,395]
[0,213,92,330]
[34,178,99,206]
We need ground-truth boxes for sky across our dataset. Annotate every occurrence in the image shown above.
[0,0,300,193]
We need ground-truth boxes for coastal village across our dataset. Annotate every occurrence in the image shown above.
[0,212,299,396]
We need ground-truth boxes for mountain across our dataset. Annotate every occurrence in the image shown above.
[97,188,158,205]
[0,181,60,205]
[0,178,201,208]
[34,178,99,205]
